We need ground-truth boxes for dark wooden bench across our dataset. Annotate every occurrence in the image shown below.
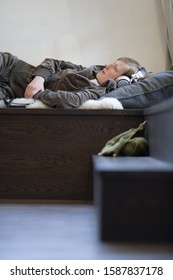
[0,108,144,200]
[93,98,173,243]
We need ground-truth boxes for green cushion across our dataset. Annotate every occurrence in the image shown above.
[120,137,148,156]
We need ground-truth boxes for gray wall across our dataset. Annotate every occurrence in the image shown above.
[0,0,168,72]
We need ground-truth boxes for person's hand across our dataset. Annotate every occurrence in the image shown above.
[24,76,45,98]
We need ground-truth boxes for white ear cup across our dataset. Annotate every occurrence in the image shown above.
[115,67,147,88]
[115,76,131,88]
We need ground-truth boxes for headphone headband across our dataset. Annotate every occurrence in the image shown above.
[131,67,147,82]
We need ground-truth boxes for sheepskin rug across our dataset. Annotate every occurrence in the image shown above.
[0,98,49,108]
[79,98,123,109]
[0,97,123,109]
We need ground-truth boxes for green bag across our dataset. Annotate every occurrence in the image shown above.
[98,121,148,157]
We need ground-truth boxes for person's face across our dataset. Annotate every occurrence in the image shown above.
[96,59,130,85]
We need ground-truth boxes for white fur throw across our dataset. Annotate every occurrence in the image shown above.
[0,98,49,108]
[0,97,123,109]
[79,97,123,109]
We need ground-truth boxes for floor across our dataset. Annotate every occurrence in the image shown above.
[0,200,173,260]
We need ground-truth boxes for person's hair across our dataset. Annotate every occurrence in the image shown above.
[117,57,141,77]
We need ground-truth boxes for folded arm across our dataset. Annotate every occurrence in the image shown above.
[24,59,86,98]
[34,87,106,108]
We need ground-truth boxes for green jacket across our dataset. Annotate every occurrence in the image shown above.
[0,52,116,108]
[33,58,116,108]
[0,52,34,99]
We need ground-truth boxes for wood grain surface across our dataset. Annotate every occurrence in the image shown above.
[0,109,144,199]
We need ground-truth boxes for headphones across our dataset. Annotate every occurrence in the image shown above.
[115,67,147,88]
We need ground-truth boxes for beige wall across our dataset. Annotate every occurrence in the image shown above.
[0,0,168,72]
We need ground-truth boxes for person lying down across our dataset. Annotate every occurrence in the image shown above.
[0,52,148,109]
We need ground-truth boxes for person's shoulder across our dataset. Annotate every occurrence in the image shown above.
[0,52,18,60]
